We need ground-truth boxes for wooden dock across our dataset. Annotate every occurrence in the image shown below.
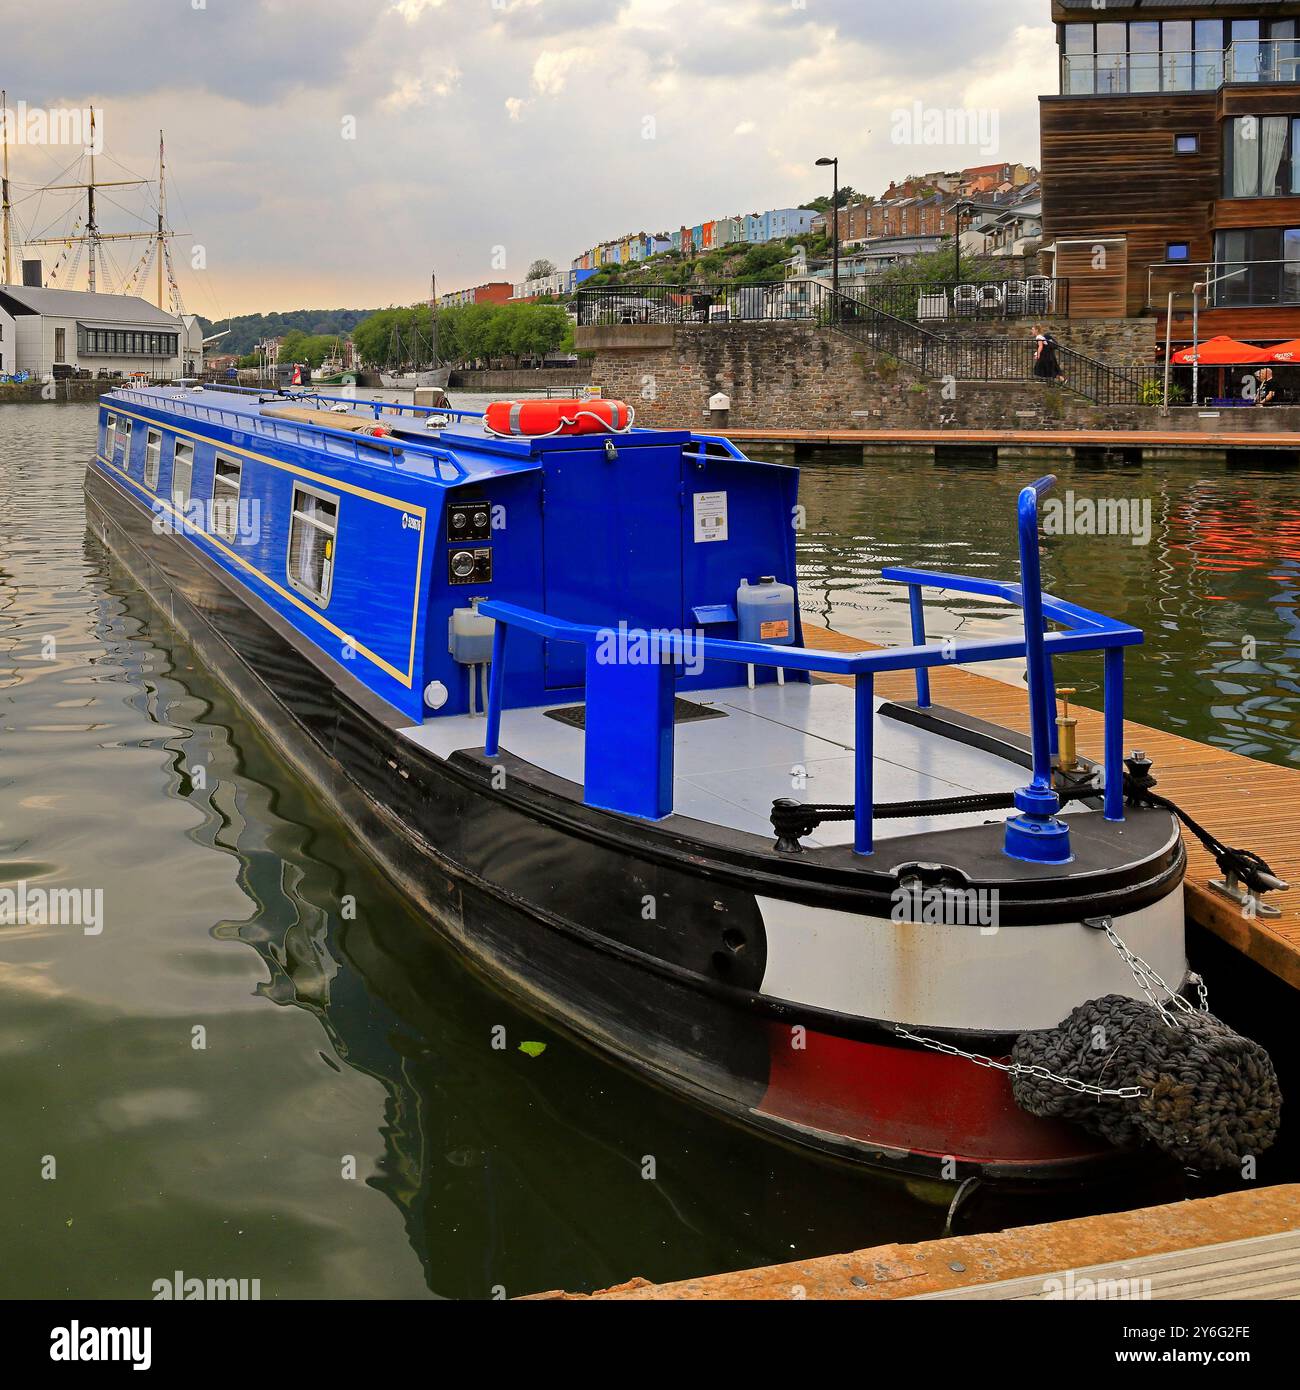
[535,1185,1300,1300]
[801,622,1300,990]
[722,425,1300,453]
[526,625,1300,1306]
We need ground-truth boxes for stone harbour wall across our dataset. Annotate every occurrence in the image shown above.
[581,320,1184,432]
[938,316,1159,367]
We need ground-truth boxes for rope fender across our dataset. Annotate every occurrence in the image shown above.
[1010,993,1282,1170]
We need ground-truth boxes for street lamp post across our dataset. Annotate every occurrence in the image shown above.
[816,156,839,310]
[951,199,973,286]
[1191,266,1247,406]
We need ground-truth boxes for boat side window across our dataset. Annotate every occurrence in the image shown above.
[171,440,194,516]
[287,484,338,607]
[144,429,163,490]
[120,418,133,465]
[211,454,242,543]
[104,413,117,459]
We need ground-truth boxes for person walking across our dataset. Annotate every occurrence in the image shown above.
[1033,324,1064,384]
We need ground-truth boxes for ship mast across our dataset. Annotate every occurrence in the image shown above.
[20,111,185,296]
[1,90,13,285]
[86,107,98,290]
[156,130,166,308]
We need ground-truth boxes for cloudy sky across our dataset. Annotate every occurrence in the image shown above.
[2,0,1052,318]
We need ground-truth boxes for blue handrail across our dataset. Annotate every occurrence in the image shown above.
[478,475,1138,861]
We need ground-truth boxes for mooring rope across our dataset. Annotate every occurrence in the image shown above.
[770,754,1288,903]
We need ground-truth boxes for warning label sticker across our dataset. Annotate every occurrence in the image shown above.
[760,619,790,640]
[693,491,728,543]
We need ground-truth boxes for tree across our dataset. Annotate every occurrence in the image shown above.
[802,186,858,213]
[527,258,557,280]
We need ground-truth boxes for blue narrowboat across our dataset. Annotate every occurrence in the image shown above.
[83,383,1277,1183]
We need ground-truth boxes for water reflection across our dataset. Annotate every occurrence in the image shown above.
[1,406,1291,1300]
[795,452,1300,767]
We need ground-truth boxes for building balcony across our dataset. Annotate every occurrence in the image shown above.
[1146,258,1300,312]
[1061,40,1300,97]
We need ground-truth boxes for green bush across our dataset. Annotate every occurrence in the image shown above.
[1138,379,1187,406]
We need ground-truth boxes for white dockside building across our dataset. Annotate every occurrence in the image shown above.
[0,286,203,380]
[0,302,15,375]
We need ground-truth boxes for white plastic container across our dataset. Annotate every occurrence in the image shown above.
[737,576,796,646]
[449,603,496,665]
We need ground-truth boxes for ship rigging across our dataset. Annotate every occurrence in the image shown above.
[0,95,187,313]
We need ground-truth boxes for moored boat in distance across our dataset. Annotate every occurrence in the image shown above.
[83,383,1280,1185]
[379,366,451,390]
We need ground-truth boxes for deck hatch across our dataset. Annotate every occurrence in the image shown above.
[544,697,727,731]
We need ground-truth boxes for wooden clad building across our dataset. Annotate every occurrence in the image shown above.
[1041,0,1300,343]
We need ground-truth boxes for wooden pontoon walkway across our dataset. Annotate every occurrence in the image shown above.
[538,1185,1300,1300]
[799,623,1300,990]
[723,426,1300,451]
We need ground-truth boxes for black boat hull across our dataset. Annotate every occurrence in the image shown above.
[85,464,1184,1184]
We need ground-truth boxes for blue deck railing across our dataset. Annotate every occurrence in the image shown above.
[109,385,480,481]
[477,477,1142,863]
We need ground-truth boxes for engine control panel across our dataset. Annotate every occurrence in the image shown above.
[447,499,492,542]
[448,546,492,585]
[446,497,493,586]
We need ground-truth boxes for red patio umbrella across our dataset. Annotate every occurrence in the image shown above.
[1265,339,1300,362]
[1170,335,1273,365]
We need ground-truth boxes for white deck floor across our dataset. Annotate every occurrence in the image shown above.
[398,681,1062,846]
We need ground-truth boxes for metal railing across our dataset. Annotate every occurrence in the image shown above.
[1146,258,1300,311]
[854,277,1068,323]
[1061,41,1300,96]
[576,281,1164,404]
[577,281,809,326]
[1227,39,1300,85]
[105,385,475,479]
[477,476,1139,858]
[828,290,1163,405]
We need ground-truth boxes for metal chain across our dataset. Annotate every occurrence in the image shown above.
[892,1024,1146,1099]
[893,919,1211,1102]
[1096,917,1202,1028]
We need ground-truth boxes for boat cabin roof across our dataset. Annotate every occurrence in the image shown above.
[102,384,693,494]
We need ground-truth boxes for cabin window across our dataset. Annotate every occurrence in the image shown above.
[1166,243,1190,263]
[171,440,193,514]
[287,485,338,606]
[104,414,117,459]
[144,430,163,489]
[120,418,133,463]
[211,455,242,542]
[1174,134,1199,156]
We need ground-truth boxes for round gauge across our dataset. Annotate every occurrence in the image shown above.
[450,550,476,579]
[473,511,488,529]
[452,511,467,529]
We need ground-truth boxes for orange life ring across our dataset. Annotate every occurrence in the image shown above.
[483,398,632,437]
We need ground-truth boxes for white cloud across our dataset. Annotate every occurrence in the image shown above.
[380,58,462,111]
[531,47,594,97]
[4,0,1054,313]
[390,0,445,22]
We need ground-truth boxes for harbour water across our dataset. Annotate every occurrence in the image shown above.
[1,397,1297,1299]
